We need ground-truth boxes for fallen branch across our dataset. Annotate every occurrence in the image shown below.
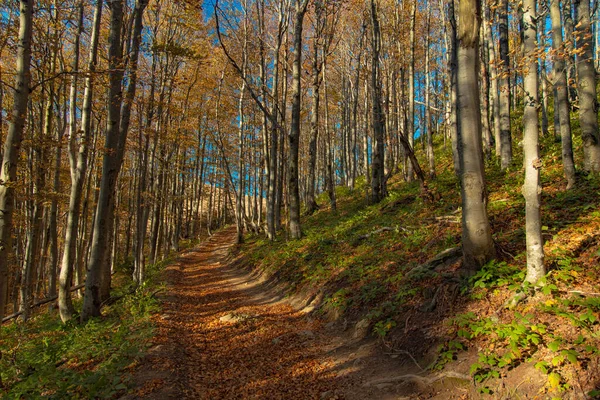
[568,290,600,297]
[2,283,86,323]
[357,227,395,240]
[406,247,462,279]
[433,215,460,224]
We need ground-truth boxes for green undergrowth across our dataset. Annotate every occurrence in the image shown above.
[0,257,171,399]
[243,113,600,396]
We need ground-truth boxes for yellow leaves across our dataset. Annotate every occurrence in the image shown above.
[548,372,561,388]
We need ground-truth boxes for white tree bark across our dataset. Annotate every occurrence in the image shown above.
[522,0,545,284]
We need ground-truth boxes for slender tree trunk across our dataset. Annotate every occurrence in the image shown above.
[550,0,576,189]
[0,0,33,321]
[370,0,386,203]
[60,0,93,322]
[407,1,417,181]
[424,9,435,178]
[522,0,544,283]
[287,0,310,240]
[563,0,577,105]
[498,0,512,169]
[447,0,460,175]
[457,0,495,272]
[484,0,501,156]
[575,0,600,172]
[82,0,148,321]
[306,7,324,214]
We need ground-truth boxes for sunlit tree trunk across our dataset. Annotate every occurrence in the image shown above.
[0,0,33,321]
[424,8,435,178]
[550,0,576,189]
[522,0,544,283]
[484,0,501,157]
[82,0,148,321]
[60,0,95,322]
[457,0,495,272]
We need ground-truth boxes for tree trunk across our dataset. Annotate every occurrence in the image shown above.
[0,0,33,321]
[522,0,545,284]
[550,0,576,189]
[287,0,310,240]
[484,0,501,157]
[457,0,495,272]
[370,0,386,203]
[60,0,93,322]
[498,0,512,169]
[575,0,600,172]
[82,0,148,321]
[407,1,417,182]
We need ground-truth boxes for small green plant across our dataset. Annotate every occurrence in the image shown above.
[373,318,397,338]
[434,340,465,370]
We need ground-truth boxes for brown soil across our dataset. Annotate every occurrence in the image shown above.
[126,227,477,399]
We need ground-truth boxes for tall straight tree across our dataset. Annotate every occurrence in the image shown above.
[498,0,512,169]
[550,0,575,189]
[574,0,600,172]
[457,0,495,272]
[370,0,386,203]
[0,0,33,321]
[59,0,101,322]
[288,0,310,239]
[82,0,148,321]
[522,0,544,283]
[407,1,416,181]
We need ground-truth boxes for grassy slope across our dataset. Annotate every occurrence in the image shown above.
[0,255,175,399]
[242,117,600,397]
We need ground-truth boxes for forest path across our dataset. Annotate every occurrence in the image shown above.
[129,227,344,399]
[127,227,467,399]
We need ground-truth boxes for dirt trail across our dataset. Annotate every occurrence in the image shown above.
[128,228,470,399]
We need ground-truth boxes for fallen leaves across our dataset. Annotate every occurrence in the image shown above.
[132,228,342,399]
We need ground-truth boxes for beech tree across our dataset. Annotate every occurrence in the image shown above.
[287,0,310,239]
[574,0,600,172]
[521,0,544,283]
[82,0,149,321]
[498,0,512,169]
[0,0,33,322]
[457,0,495,272]
[550,0,575,189]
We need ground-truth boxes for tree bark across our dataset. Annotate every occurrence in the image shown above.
[574,0,600,172]
[522,0,545,284]
[550,0,576,189]
[82,0,148,321]
[370,0,386,203]
[498,0,512,169]
[407,1,417,181]
[0,0,33,321]
[457,0,495,272]
[287,0,310,240]
[60,0,94,322]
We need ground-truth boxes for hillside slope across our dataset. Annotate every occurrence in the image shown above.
[241,131,600,398]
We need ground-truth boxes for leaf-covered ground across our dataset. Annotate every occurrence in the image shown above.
[128,227,484,400]
[128,228,345,399]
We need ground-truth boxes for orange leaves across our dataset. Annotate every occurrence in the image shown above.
[129,228,342,399]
